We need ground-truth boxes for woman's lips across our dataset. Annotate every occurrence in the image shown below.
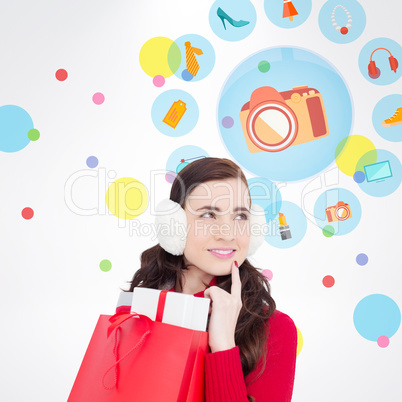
[208,250,236,259]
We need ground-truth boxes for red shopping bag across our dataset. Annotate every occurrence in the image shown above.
[68,291,209,402]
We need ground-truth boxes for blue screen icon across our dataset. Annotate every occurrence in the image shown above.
[364,160,393,182]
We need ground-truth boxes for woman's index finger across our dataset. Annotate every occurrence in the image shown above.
[231,261,242,297]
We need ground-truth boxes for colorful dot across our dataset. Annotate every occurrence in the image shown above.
[340,27,349,35]
[105,177,149,219]
[182,69,194,81]
[165,171,176,183]
[261,269,273,281]
[28,128,40,141]
[86,156,98,168]
[139,37,181,78]
[258,61,271,73]
[222,116,234,129]
[153,75,165,87]
[0,105,33,153]
[353,294,401,342]
[353,171,365,183]
[377,335,389,348]
[356,253,368,266]
[296,327,303,357]
[335,135,376,177]
[21,207,34,220]
[100,259,112,272]
[368,67,381,79]
[322,275,335,288]
[55,69,68,81]
[93,92,105,105]
[322,225,335,237]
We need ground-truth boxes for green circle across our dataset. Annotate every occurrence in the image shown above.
[258,61,270,73]
[100,259,112,272]
[322,225,335,237]
[167,42,182,75]
[28,128,40,141]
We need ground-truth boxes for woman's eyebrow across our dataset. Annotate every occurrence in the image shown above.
[196,205,250,213]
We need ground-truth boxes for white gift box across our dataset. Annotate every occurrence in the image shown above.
[119,287,210,332]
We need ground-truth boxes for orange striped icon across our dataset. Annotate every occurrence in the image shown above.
[162,100,187,129]
[184,41,203,77]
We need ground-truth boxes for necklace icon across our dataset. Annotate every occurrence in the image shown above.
[216,7,250,30]
[331,5,352,35]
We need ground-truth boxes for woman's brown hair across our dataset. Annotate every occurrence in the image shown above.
[121,157,276,398]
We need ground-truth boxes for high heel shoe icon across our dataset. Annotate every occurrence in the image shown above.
[217,7,250,30]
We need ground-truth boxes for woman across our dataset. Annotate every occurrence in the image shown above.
[120,157,297,401]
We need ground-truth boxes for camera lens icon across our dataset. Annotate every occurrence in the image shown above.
[239,85,330,153]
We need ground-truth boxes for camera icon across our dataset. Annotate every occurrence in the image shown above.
[325,201,352,223]
[239,85,329,153]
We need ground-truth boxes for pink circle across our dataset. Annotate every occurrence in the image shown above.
[165,171,176,183]
[377,335,389,348]
[261,269,273,281]
[153,75,165,87]
[92,92,105,105]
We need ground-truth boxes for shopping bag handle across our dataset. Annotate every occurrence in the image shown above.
[102,312,152,390]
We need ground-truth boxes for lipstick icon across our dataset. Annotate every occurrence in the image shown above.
[278,212,292,240]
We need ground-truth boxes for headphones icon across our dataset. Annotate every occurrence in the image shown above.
[368,47,399,79]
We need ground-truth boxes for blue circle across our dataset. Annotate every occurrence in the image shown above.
[353,294,401,342]
[264,0,312,29]
[173,34,215,82]
[166,146,210,178]
[86,156,99,168]
[372,94,402,142]
[152,89,199,137]
[358,38,402,85]
[356,149,402,197]
[353,171,365,183]
[247,177,282,222]
[318,0,366,44]
[314,188,361,236]
[209,0,256,42]
[217,47,353,181]
[182,70,194,81]
[264,201,307,248]
[356,253,368,266]
[0,105,33,153]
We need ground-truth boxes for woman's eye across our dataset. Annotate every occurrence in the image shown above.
[201,212,248,219]
[201,212,214,218]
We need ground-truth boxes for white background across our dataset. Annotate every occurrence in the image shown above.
[0,0,401,400]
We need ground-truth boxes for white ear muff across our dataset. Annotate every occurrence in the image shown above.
[247,203,267,257]
[155,199,187,256]
[154,199,267,257]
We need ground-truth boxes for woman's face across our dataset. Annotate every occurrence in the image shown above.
[183,177,251,277]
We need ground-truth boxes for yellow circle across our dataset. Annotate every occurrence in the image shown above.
[106,177,148,219]
[139,36,180,78]
[296,326,303,357]
[335,135,377,177]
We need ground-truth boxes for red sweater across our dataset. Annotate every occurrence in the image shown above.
[117,277,297,401]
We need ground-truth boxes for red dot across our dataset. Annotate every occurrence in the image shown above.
[55,69,68,81]
[21,207,34,220]
[340,27,348,35]
[322,275,335,288]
